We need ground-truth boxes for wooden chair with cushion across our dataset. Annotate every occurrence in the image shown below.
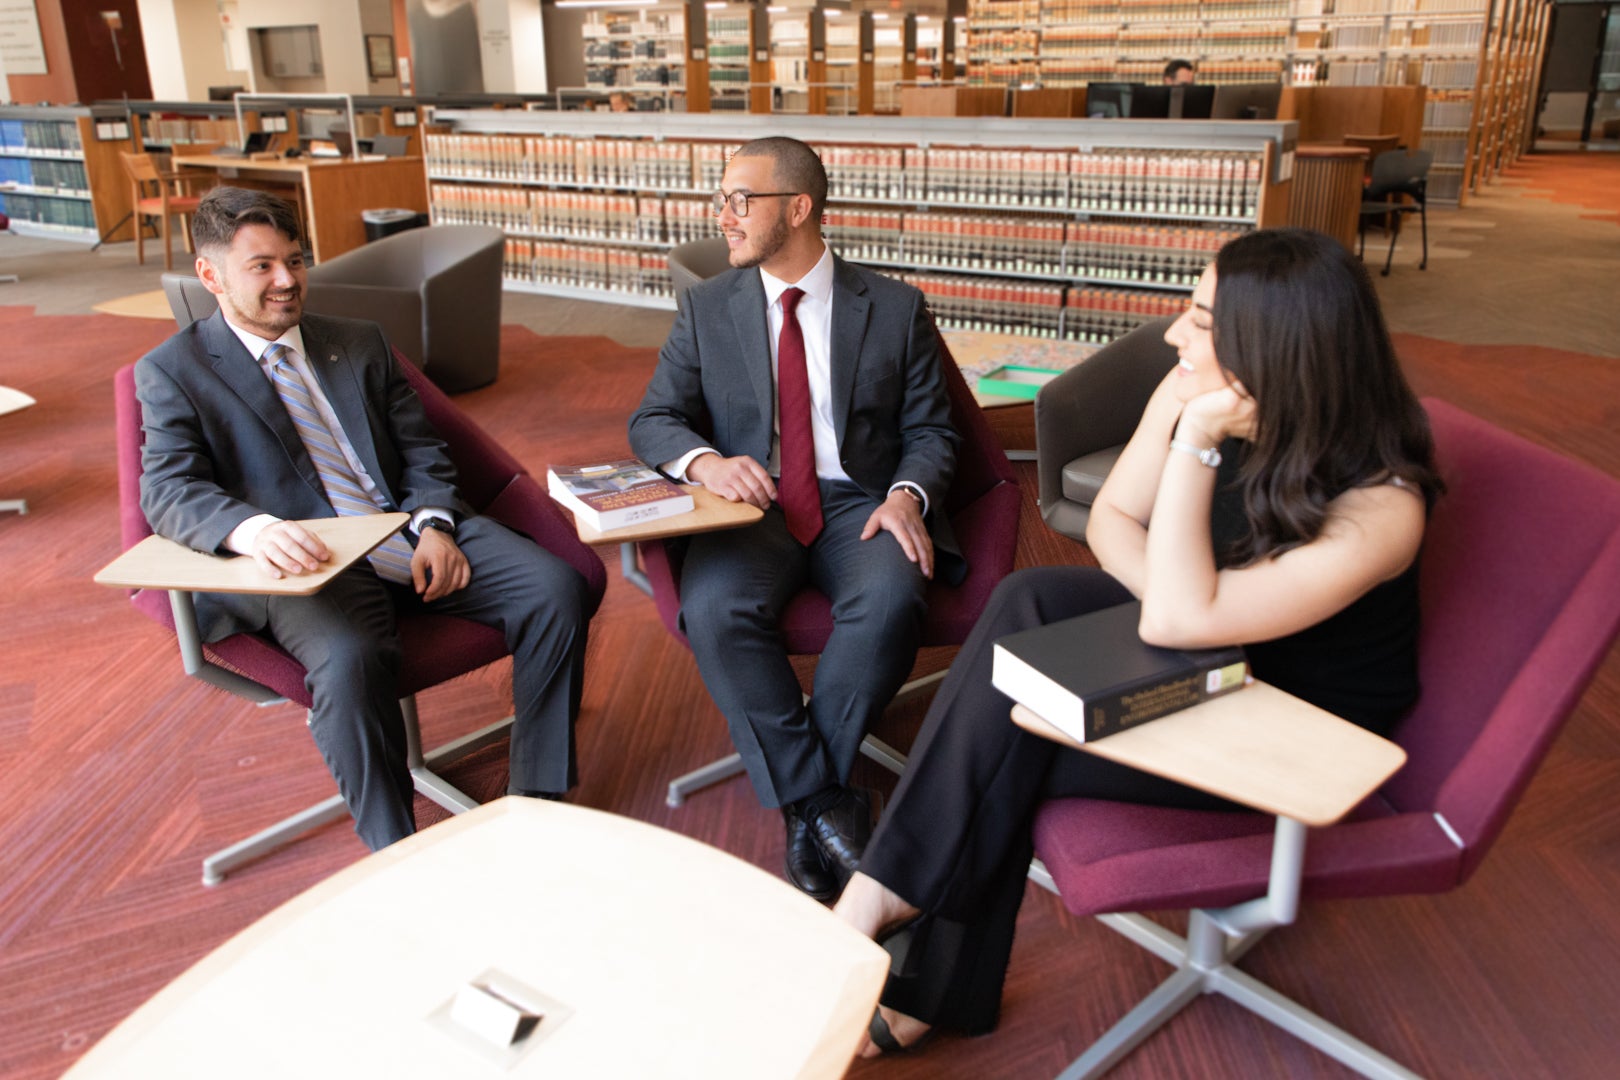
[120,151,210,271]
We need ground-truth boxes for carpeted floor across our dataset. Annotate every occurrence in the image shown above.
[1499,151,1620,226]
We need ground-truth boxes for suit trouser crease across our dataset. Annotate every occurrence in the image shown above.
[262,516,590,850]
[858,566,1240,1033]
[678,479,929,808]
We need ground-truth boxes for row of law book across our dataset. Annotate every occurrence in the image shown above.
[0,119,83,154]
[545,460,692,532]
[993,600,1250,743]
[426,132,1265,222]
[502,239,667,297]
[0,191,97,231]
[0,157,90,193]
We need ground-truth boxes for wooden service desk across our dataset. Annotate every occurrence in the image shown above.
[177,154,430,262]
[63,798,890,1080]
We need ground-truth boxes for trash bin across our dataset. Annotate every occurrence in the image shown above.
[362,208,426,242]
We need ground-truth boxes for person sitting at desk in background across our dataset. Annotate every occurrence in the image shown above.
[135,186,594,852]
[1164,58,1197,85]
[609,91,633,113]
[833,227,1444,1055]
[628,136,961,902]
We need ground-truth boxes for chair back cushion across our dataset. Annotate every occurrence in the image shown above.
[1387,399,1620,879]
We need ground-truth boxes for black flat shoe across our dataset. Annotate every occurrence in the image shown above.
[782,808,838,901]
[867,1007,934,1055]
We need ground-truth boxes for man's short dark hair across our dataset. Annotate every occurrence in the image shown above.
[732,136,828,222]
[1164,59,1196,81]
[191,186,301,258]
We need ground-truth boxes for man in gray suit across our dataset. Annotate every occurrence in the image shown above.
[136,186,591,851]
[629,138,960,899]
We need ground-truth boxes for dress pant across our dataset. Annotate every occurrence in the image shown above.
[859,566,1241,1033]
[263,515,591,850]
[677,479,931,808]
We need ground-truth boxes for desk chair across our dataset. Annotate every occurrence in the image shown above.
[1359,148,1433,277]
[1029,398,1620,1078]
[667,237,733,301]
[112,353,608,885]
[641,333,1022,805]
[1033,317,1177,542]
[120,151,209,271]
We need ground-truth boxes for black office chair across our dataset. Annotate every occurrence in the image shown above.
[1359,148,1433,277]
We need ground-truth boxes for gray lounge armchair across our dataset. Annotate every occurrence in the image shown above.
[160,225,507,394]
[1034,317,1178,542]
[667,237,732,301]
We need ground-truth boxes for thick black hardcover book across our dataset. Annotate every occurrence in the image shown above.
[991,601,1250,742]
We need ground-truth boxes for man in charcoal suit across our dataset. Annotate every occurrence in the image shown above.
[629,137,961,899]
[136,186,591,851]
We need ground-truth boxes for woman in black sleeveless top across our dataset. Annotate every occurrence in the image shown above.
[836,229,1445,1054]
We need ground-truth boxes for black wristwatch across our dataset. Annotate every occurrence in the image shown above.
[415,516,456,541]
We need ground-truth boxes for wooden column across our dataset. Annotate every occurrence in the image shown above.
[857,11,875,115]
[685,0,711,114]
[749,2,773,114]
[808,9,828,116]
[902,14,918,87]
[941,18,958,85]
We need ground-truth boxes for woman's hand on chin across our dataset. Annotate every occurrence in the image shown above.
[1179,380,1257,445]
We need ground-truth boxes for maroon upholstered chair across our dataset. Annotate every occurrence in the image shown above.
[639,333,1022,804]
[113,352,607,885]
[1028,398,1620,1077]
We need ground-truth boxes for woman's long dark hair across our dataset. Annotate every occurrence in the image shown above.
[1211,228,1443,565]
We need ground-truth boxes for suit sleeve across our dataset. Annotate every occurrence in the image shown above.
[374,333,463,516]
[135,356,268,555]
[628,292,715,470]
[891,290,959,514]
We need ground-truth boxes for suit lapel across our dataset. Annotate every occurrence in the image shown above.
[202,311,326,499]
[828,256,870,447]
[727,271,777,440]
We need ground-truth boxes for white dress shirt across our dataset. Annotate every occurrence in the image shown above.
[667,243,928,514]
[222,321,450,554]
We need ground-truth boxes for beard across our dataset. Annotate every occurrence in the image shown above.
[728,212,791,270]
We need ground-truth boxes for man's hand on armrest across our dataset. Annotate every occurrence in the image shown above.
[688,454,777,510]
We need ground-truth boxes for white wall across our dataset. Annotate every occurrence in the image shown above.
[232,0,369,94]
[138,0,244,101]
[480,0,547,95]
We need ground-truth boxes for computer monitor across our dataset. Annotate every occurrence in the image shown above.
[1212,82,1283,121]
[1123,84,1173,119]
[329,128,355,156]
[1084,82,1131,119]
[363,134,409,157]
[1172,84,1216,120]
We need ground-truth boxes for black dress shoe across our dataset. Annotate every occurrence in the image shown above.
[782,808,838,900]
[807,787,873,876]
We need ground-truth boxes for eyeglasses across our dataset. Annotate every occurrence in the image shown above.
[712,190,800,217]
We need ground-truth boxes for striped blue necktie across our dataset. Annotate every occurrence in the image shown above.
[265,343,416,585]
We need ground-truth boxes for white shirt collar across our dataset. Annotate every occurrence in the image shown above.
[759,242,833,309]
[224,317,307,366]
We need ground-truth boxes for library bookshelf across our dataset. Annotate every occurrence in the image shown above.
[0,105,136,244]
[960,0,1550,206]
[425,111,1294,341]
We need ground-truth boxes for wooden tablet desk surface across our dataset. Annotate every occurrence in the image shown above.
[62,798,889,1080]
[176,155,430,262]
[1012,680,1406,826]
[94,513,409,596]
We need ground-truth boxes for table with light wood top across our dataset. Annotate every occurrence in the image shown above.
[62,797,890,1080]
[177,154,430,262]
[2,385,38,514]
[1012,680,1406,827]
[94,513,409,595]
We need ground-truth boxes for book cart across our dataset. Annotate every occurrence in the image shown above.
[423,111,1295,342]
[0,105,137,243]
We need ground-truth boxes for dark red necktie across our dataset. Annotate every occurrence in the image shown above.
[776,287,823,546]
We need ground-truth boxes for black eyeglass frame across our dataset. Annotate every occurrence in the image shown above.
[711,190,802,217]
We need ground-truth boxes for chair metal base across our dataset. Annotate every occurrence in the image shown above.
[1035,817,1421,1080]
[201,703,515,886]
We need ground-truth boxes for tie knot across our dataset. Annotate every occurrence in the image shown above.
[781,287,805,316]
[264,343,291,367]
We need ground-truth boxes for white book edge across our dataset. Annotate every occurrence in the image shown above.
[991,643,1090,744]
